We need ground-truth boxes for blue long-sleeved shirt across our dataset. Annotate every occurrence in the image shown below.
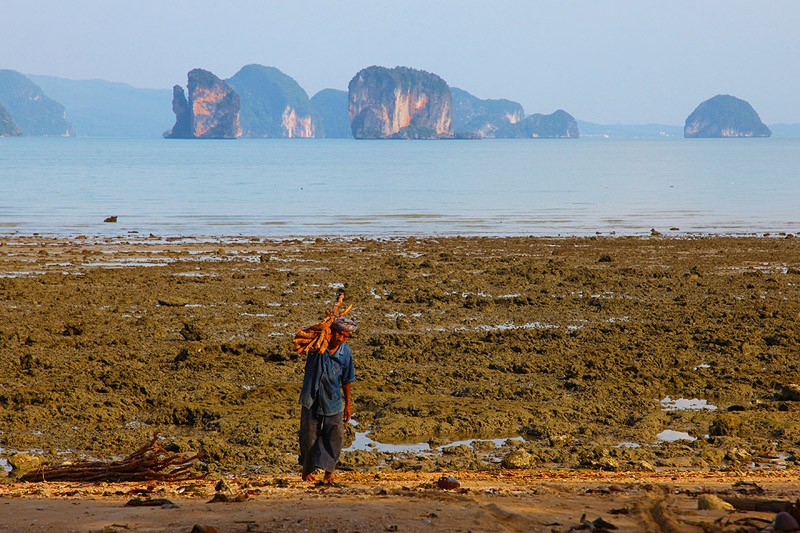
[299,343,355,416]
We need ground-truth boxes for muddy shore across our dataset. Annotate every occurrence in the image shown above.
[1,235,800,479]
[3,470,800,532]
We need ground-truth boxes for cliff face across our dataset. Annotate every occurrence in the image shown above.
[0,103,21,137]
[451,87,524,138]
[348,66,452,139]
[226,64,315,138]
[684,95,771,138]
[0,70,73,136]
[523,110,580,139]
[310,89,350,138]
[165,69,241,139]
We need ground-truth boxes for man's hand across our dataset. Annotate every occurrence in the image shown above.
[343,403,351,422]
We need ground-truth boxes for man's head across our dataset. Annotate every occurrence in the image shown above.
[331,316,357,334]
[329,316,356,349]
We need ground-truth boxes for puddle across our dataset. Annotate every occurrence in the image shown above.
[657,430,696,442]
[344,421,523,453]
[476,321,560,332]
[661,396,717,411]
[616,441,641,448]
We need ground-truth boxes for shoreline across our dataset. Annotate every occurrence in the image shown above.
[1,228,798,243]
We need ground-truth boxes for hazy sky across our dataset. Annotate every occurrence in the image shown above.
[5,0,799,124]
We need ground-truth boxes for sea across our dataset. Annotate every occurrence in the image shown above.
[1,137,798,238]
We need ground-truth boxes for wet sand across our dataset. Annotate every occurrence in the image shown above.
[2,470,800,532]
[1,234,800,530]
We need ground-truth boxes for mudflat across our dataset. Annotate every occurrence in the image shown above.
[1,235,799,531]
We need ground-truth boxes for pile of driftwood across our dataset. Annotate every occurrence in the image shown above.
[21,434,204,483]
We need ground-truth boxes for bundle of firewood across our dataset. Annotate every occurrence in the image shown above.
[21,434,204,483]
[292,293,352,355]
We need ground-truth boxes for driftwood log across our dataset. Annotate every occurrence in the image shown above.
[20,434,205,483]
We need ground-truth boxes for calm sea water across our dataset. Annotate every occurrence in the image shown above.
[1,137,798,238]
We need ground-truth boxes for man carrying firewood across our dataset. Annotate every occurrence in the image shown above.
[297,315,357,484]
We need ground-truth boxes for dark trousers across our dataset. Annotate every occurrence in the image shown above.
[299,405,344,477]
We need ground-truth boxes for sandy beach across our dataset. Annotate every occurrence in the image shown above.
[1,234,800,531]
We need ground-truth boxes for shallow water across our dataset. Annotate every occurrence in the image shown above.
[344,430,524,454]
[656,430,697,442]
[660,397,718,411]
[2,137,799,237]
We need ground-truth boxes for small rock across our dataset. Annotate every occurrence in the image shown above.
[191,526,219,533]
[774,511,800,532]
[650,228,662,236]
[207,492,247,503]
[697,494,734,511]
[179,323,203,341]
[502,449,535,469]
[779,384,800,401]
[214,480,231,492]
[628,460,656,472]
[104,216,118,223]
[8,454,41,477]
[436,475,460,490]
[124,498,179,508]
[710,413,741,437]
[158,298,189,307]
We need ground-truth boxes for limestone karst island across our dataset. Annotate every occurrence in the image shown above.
[161,64,580,140]
[684,94,772,138]
[0,65,790,139]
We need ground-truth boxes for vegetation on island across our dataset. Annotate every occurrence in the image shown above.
[0,69,72,136]
[0,102,21,136]
[685,95,771,138]
[310,89,350,138]
[226,64,314,138]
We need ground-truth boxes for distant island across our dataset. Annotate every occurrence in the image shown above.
[226,64,315,138]
[348,66,453,139]
[0,69,72,136]
[1,66,798,139]
[159,64,583,140]
[165,69,241,139]
[684,95,771,138]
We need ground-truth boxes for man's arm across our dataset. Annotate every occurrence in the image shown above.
[342,381,352,422]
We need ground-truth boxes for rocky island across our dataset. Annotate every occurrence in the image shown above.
[310,88,350,138]
[0,69,73,136]
[450,87,524,139]
[522,109,580,138]
[684,94,771,138]
[348,66,453,139]
[165,69,241,139]
[226,64,315,138]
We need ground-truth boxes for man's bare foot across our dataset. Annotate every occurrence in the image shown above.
[302,473,316,482]
[323,471,335,484]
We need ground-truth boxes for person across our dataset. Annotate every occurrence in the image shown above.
[298,315,357,483]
